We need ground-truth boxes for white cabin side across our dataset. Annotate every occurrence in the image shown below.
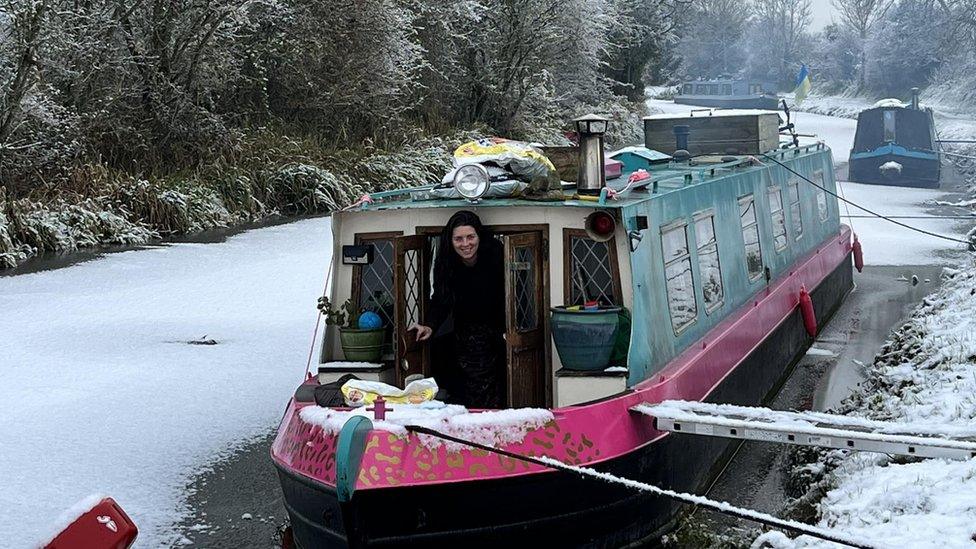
[318,205,635,408]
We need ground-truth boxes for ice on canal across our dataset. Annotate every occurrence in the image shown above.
[0,218,331,547]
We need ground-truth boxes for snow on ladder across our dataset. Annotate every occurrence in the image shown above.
[632,400,976,460]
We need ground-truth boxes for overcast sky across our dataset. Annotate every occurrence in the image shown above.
[809,0,839,31]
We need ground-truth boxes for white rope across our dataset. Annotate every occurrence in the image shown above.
[534,456,881,549]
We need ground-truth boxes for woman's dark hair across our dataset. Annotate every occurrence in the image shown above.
[433,210,500,303]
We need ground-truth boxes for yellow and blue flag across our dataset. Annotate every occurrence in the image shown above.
[793,64,812,105]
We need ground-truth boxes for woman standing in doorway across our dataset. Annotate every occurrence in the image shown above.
[409,211,506,408]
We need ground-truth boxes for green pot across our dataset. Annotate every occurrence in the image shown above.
[551,306,621,371]
[339,327,386,362]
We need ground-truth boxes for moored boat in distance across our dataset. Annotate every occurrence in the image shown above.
[848,88,941,188]
[271,112,854,548]
[673,78,780,110]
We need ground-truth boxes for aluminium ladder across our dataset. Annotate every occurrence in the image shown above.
[632,401,976,460]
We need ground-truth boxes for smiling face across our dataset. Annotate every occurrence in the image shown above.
[452,224,480,264]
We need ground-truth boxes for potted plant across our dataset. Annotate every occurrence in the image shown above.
[317,296,386,362]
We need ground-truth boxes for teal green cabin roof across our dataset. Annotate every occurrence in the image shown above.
[357,143,830,212]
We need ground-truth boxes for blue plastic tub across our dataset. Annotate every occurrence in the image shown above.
[550,306,621,371]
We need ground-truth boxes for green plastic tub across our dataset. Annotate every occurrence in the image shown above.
[338,327,386,362]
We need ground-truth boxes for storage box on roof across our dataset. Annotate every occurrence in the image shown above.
[643,111,781,155]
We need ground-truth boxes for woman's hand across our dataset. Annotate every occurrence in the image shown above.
[408,324,433,341]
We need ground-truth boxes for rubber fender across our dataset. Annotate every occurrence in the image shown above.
[799,286,817,337]
[852,234,864,273]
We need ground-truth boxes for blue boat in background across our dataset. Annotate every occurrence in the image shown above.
[848,89,940,188]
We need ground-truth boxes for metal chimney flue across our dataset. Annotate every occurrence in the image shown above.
[673,124,690,151]
[574,113,610,195]
[911,87,920,110]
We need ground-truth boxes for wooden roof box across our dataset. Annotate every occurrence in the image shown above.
[643,110,781,155]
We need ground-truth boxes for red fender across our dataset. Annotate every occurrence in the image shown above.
[852,234,864,273]
[46,497,137,549]
[799,286,817,337]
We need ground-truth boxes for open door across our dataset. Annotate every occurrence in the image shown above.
[503,232,547,408]
[393,235,430,386]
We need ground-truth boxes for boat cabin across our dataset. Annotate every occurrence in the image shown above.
[848,90,940,188]
[317,115,840,410]
[674,78,780,110]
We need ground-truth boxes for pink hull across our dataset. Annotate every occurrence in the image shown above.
[272,226,853,491]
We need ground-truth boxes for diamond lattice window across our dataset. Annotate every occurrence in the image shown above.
[568,236,617,306]
[514,246,537,331]
[357,239,395,330]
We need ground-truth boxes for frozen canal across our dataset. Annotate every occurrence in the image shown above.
[0,219,331,546]
[1,102,972,547]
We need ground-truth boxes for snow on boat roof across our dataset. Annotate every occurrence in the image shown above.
[356,143,828,212]
[873,98,906,108]
[643,108,781,119]
[608,146,672,162]
[299,401,554,451]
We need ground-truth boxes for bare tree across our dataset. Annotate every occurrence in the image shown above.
[831,0,893,86]
[0,0,47,146]
[745,0,813,87]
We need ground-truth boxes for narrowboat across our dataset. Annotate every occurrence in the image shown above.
[674,78,780,110]
[271,113,854,548]
[848,89,941,188]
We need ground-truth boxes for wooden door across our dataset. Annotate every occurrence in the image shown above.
[503,232,546,407]
[393,235,430,386]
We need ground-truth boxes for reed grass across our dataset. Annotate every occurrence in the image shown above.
[0,130,466,269]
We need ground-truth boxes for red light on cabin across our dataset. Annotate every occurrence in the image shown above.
[592,212,614,236]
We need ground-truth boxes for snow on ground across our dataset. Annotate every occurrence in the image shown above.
[767,267,976,548]
[0,217,332,547]
[836,181,970,265]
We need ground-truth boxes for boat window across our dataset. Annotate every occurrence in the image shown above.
[767,186,788,251]
[683,84,692,94]
[708,84,720,95]
[749,84,762,94]
[788,177,803,239]
[352,232,401,335]
[513,244,538,332]
[696,84,708,94]
[739,195,763,281]
[722,84,733,95]
[814,171,829,221]
[694,213,724,312]
[564,229,621,306]
[661,222,698,333]
[883,110,896,142]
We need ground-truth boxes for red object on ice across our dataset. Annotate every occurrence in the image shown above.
[46,497,138,549]
[852,234,864,273]
[798,286,817,337]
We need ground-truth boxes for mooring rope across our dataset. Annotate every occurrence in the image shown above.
[761,153,973,246]
[405,425,881,549]
[940,150,976,161]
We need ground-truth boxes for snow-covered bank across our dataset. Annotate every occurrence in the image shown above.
[769,265,976,548]
[0,217,331,546]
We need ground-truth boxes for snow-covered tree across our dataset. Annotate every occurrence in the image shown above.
[864,0,944,96]
[675,0,750,79]
[743,0,813,87]
[831,0,892,87]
